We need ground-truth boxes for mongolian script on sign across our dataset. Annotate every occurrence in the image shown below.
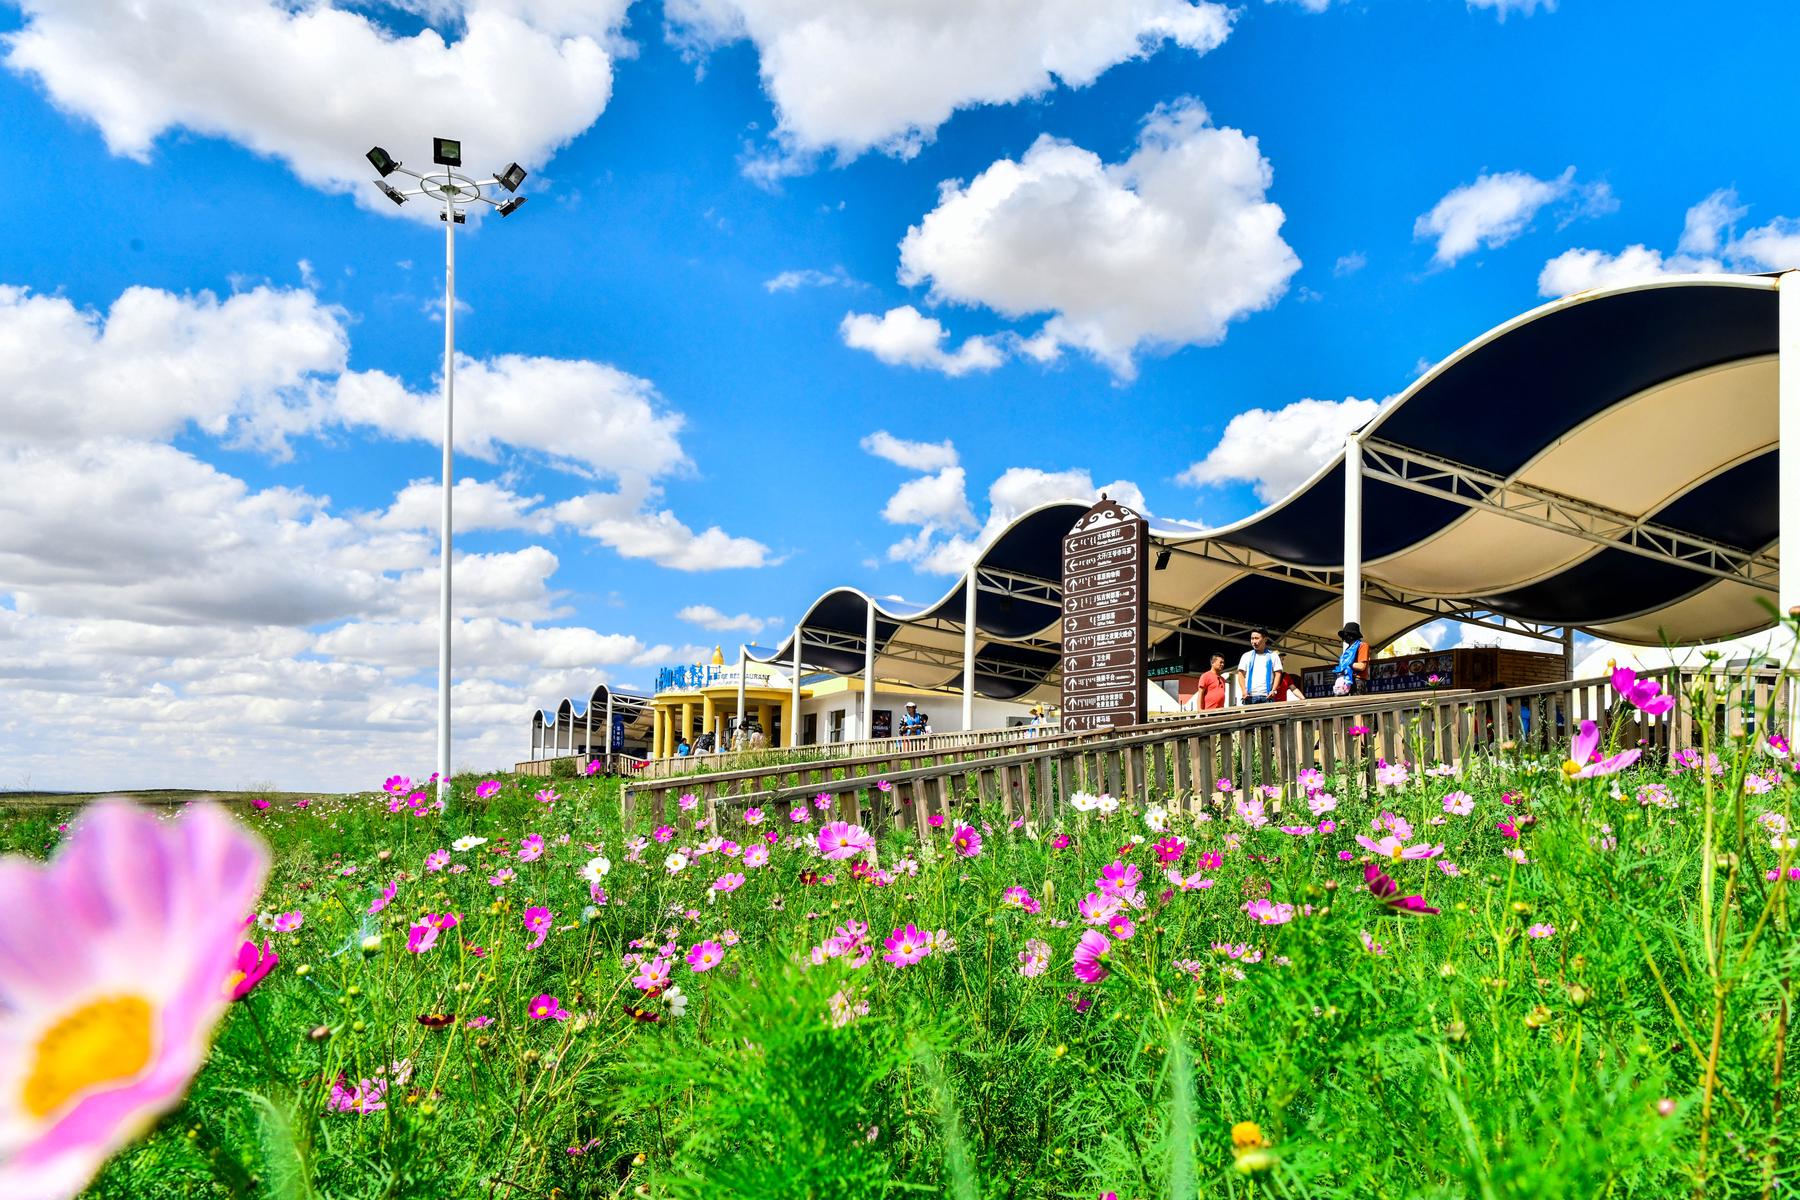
[1060,497,1148,733]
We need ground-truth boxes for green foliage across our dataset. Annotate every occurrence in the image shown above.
[5,698,1797,1199]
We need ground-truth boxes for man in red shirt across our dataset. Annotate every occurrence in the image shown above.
[1197,653,1228,710]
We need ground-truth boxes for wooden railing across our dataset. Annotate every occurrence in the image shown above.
[619,668,1793,831]
[514,751,648,779]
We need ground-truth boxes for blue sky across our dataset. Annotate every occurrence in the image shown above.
[2,0,1797,791]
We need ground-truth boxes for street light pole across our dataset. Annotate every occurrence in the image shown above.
[366,139,532,806]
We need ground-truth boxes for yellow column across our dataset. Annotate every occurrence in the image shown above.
[779,698,794,747]
[702,693,716,745]
[757,702,771,742]
[680,701,695,748]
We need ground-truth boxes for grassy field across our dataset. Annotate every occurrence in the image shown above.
[4,688,1796,1199]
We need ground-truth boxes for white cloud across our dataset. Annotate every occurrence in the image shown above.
[839,306,1004,377]
[884,464,1146,575]
[1537,188,1800,297]
[1414,167,1610,267]
[677,605,774,633]
[1333,251,1367,277]
[860,430,959,472]
[893,98,1299,377]
[551,487,775,570]
[764,266,860,292]
[1466,0,1556,17]
[1179,395,1380,503]
[4,0,625,210]
[881,467,976,530]
[369,477,554,534]
[665,0,1232,172]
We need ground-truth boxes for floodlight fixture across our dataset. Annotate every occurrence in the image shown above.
[1154,547,1171,571]
[497,162,527,192]
[433,137,462,167]
[439,210,467,224]
[496,196,527,217]
[375,180,408,206]
[366,145,399,176]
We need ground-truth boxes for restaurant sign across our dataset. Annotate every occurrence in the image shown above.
[1061,497,1148,733]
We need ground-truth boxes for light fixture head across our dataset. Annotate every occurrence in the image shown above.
[497,162,527,193]
[366,146,399,177]
[374,180,407,206]
[1154,547,1172,571]
[432,137,462,167]
[496,196,527,218]
[439,209,467,224]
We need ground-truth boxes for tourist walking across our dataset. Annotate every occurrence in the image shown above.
[1334,622,1370,696]
[1197,653,1228,710]
[1235,630,1283,705]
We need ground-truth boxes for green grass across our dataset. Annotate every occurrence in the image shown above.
[6,685,1797,1199]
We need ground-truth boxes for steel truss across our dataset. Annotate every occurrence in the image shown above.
[1360,438,1777,592]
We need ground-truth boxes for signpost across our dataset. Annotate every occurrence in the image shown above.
[1061,497,1148,733]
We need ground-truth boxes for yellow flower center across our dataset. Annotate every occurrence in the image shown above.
[23,994,155,1119]
[1388,845,1405,862]
[1562,760,1582,777]
[1231,1120,1265,1149]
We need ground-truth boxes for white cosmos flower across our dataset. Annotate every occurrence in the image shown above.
[1069,792,1100,812]
[580,855,612,884]
[1095,794,1120,816]
[1144,806,1168,833]
[452,836,487,852]
[665,852,690,875]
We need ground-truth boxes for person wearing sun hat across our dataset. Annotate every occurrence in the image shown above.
[1334,621,1370,696]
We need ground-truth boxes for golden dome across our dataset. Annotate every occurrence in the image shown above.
[711,645,725,666]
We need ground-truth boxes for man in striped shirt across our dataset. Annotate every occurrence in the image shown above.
[1235,629,1284,705]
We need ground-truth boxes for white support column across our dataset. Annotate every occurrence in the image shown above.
[864,598,877,739]
[736,645,749,739]
[531,718,540,761]
[603,690,614,768]
[790,635,803,747]
[1781,271,1800,741]
[962,566,977,731]
[1343,432,1364,628]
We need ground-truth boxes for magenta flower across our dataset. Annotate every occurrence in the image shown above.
[328,1075,388,1114]
[814,792,833,810]
[789,806,811,824]
[1364,863,1440,915]
[1441,791,1475,816]
[1354,833,1444,861]
[680,792,699,811]
[488,868,515,887]
[384,774,412,794]
[1526,923,1556,939]
[875,780,893,793]
[424,849,450,872]
[272,910,304,933]
[743,807,765,825]
[1107,914,1136,940]
[1244,899,1295,925]
[1001,885,1041,914]
[714,872,746,893]
[534,787,561,805]
[523,905,553,950]
[475,779,502,800]
[1566,720,1642,778]
[882,923,931,968]
[1152,836,1186,865]
[585,759,602,776]
[1079,891,1122,924]
[369,881,397,914]
[743,843,770,869]
[1096,859,1142,897]
[528,993,569,1021]
[407,912,458,954]
[229,939,280,1000]
[1018,938,1050,977]
[951,824,983,857]
[1611,667,1676,716]
[817,821,875,860]
[1072,930,1111,982]
[633,957,673,991]
[0,802,270,1199]
[653,825,674,843]
[928,813,946,828]
[251,798,270,810]
[517,833,545,862]
[686,941,725,972]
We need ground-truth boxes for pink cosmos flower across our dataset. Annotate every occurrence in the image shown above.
[1565,720,1642,778]
[951,824,982,857]
[251,798,270,811]
[517,834,545,862]
[1097,860,1142,898]
[1441,792,1475,816]
[653,825,674,843]
[1001,886,1041,914]
[424,849,450,872]
[1107,914,1136,940]
[818,821,875,860]
[0,802,272,1199]
[632,957,673,992]
[1612,667,1676,716]
[229,940,279,1000]
[1308,791,1339,817]
[1360,929,1386,955]
[1165,868,1215,891]
[1244,899,1295,925]
[1051,833,1072,850]
[1526,923,1556,939]
[1375,762,1411,787]
[1152,836,1185,865]
[585,759,602,776]
[1215,777,1236,794]
[1364,863,1440,915]
[1196,851,1223,870]
[534,787,561,805]
[789,807,811,824]
[1018,938,1050,977]
[328,1075,387,1114]
[1354,834,1444,861]
[686,941,725,972]
[882,924,930,968]
[384,775,413,795]
[407,912,458,954]
[369,881,397,914]
[814,793,833,810]
[928,813,946,828]
[743,843,770,869]
[1072,930,1111,983]
[272,911,304,933]
[528,993,569,1021]
[475,779,501,800]
[714,872,746,893]
[488,868,515,887]
[679,792,699,812]
[743,807,765,825]
[875,779,893,793]
[523,906,553,950]
[1079,891,1122,924]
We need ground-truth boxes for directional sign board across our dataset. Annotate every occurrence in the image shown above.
[1060,497,1148,733]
